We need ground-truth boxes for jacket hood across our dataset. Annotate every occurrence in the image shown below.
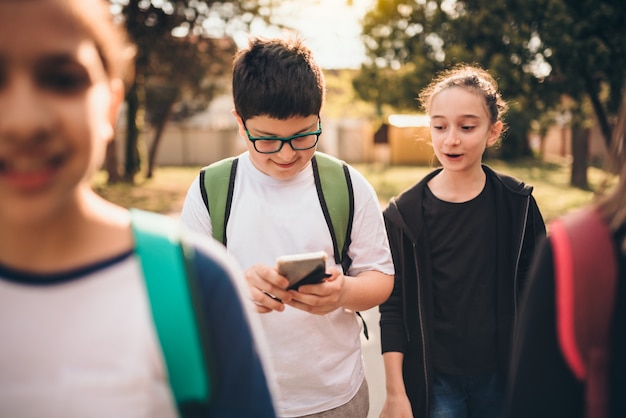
[484,165,534,195]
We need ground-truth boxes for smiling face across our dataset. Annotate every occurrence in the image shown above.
[0,0,122,225]
[429,86,502,175]
[234,113,320,180]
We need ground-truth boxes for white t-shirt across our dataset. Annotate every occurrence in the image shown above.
[0,228,277,418]
[181,152,394,416]
[0,258,176,418]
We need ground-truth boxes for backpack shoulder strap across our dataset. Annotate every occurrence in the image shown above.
[311,152,354,274]
[311,153,368,340]
[551,206,617,418]
[200,157,238,245]
[130,209,211,409]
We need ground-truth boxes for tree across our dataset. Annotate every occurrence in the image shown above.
[110,0,270,183]
[515,0,626,187]
[143,35,237,178]
[354,0,558,159]
[355,0,625,186]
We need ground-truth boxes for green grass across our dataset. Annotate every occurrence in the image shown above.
[93,159,615,223]
[354,158,614,223]
[92,167,201,215]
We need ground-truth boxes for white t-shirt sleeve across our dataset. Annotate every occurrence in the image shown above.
[180,175,213,237]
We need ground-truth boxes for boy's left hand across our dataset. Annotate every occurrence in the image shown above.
[285,267,346,315]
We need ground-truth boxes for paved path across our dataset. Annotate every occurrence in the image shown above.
[360,307,385,418]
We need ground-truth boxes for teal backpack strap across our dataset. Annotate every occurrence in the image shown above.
[312,152,354,273]
[130,209,211,411]
[200,157,238,245]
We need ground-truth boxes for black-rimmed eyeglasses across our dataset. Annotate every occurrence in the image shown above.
[242,116,322,154]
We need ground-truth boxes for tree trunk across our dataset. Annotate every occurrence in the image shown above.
[146,101,175,179]
[606,91,626,173]
[124,77,145,184]
[570,124,589,189]
[104,139,121,184]
[582,71,612,151]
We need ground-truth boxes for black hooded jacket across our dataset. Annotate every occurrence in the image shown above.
[379,165,546,417]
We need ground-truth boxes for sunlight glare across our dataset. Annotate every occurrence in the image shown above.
[234,0,375,69]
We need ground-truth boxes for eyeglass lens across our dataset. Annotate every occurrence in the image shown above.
[254,134,318,153]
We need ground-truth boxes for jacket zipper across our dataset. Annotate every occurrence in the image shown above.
[512,196,530,316]
[413,241,430,415]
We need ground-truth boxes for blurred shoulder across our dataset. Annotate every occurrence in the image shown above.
[181,226,243,281]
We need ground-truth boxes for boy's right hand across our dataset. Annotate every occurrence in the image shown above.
[245,263,293,313]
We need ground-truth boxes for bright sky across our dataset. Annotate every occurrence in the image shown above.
[234,0,375,69]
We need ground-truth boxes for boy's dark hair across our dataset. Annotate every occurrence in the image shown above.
[232,35,325,120]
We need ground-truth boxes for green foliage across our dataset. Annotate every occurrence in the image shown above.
[322,69,377,118]
[353,0,551,158]
[109,0,267,181]
[520,0,626,148]
[353,0,626,162]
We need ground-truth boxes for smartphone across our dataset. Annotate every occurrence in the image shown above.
[276,251,331,290]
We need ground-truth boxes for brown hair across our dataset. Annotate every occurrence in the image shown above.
[597,95,626,252]
[62,0,136,88]
[419,64,508,126]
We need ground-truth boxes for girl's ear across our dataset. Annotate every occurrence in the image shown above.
[487,120,503,146]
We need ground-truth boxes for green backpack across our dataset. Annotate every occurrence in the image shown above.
[199,152,355,274]
[130,208,212,416]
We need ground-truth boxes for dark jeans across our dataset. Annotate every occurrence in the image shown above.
[429,371,504,418]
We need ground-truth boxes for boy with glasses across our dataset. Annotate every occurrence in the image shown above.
[181,35,394,417]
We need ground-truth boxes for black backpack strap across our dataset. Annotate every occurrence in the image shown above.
[340,164,355,274]
[311,153,354,271]
[200,157,238,245]
[311,153,367,338]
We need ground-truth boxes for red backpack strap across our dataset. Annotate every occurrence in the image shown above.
[551,207,617,418]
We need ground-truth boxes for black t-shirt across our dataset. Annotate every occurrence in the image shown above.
[423,176,498,374]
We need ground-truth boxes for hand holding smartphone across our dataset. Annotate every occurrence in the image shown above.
[276,251,331,291]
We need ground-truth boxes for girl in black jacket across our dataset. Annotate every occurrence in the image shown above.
[379,65,546,418]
